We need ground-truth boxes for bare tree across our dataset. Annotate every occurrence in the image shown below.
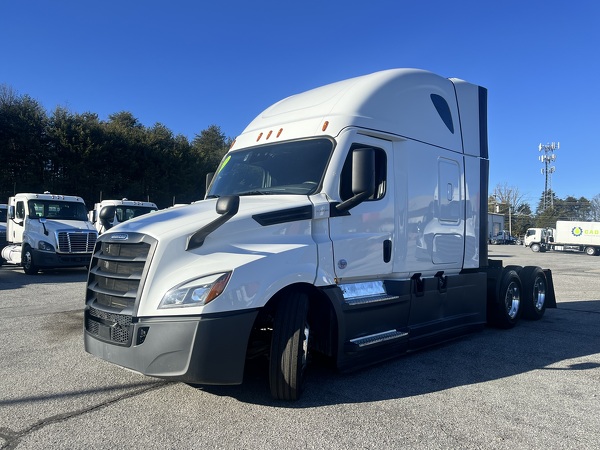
[489,183,531,237]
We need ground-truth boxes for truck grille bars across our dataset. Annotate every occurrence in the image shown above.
[85,233,156,346]
[57,231,97,253]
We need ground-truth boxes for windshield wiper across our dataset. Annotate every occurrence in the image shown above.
[237,190,271,196]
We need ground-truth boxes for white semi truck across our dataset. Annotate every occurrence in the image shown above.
[84,69,556,400]
[88,199,158,234]
[525,220,600,255]
[2,193,97,274]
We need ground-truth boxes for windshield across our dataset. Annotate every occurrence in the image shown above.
[114,205,157,222]
[207,138,333,198]
[0,208,6,223]
[28,200,88,221]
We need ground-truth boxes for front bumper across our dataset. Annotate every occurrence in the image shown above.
[33,249,92,268]
[84,308,259,385]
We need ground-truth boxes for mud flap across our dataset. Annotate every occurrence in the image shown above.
[543,269,557,308]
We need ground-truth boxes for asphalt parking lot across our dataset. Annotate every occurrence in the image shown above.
[1,245,599,449]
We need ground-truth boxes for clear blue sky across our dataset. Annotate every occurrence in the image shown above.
[2,0,598,208]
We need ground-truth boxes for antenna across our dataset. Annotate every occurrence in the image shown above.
[538,142,558,210]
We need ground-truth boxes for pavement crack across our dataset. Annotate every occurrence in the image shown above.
[0,381,169,450]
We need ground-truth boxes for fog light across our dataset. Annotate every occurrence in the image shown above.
[136,326,149,345]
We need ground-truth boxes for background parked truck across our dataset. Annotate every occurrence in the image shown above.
[525,220,600,255]
[88,199,158,234]
[84,68,556,401]
[1,193,97,274]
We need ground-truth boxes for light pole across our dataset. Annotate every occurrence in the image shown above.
[538,142,558,210]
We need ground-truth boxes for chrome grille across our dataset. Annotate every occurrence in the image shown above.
[85,233,156,345]
[87,239,152,312]
[57,231,97,253]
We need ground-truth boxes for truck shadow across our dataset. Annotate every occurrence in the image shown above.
[196,301,600,407]
[0,266,87,290]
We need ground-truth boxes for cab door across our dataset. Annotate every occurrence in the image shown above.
[8,198,26,243]
[329,137,394,282]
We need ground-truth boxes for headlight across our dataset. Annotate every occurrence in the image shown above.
[38,241,55,252]
[159,272,231,309]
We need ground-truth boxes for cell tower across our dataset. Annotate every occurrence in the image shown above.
[538,142,558,210]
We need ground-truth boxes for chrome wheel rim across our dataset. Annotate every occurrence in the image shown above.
[505,281,520,319]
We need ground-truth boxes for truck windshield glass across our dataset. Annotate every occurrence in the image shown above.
[0,209,6,222]
[207,138,333,198]
[28,200,88,221]
[114,206,157,222]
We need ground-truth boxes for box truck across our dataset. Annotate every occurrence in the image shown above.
[525,220,600,255]
[88,199,158,234]
[2,193,97,274]
[84,69,556,400]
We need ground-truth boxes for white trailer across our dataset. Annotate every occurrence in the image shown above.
[525,221,600,255]
[88,199,158,234]
[1,193,97,274]
[84,69,556,400]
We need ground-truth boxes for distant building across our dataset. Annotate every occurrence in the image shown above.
[488,213,505,238]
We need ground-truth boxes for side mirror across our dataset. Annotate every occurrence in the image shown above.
[187,196,240,251]
[205,172,215,197]
[98,205,116,230]
[216,195,240,216]
[8,205,15,220]
[336,147,376,212]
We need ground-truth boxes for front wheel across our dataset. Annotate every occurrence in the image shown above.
[22,246,39,275]
[585,246,597,256]
[269,291,310,401]
[530,243,541,252]
[520,266,547,320]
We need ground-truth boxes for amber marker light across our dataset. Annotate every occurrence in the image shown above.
[322,121,329,132]
[266,130,273,139]
[277,128,283,137]
[256,132,263,142]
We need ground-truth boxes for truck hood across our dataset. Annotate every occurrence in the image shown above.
[110,195,314,243]
[104,195,320,316]
[31,218,96,233]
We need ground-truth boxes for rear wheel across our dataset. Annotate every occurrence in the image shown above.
[520,266,547,320]
[269,291,310,401]
[585,246,597,256]
[22,246,39,275]
[488,268,522,329]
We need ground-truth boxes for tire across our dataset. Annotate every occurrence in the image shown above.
[488,268,522,329]
[22,246,39,275]
[530,243,541,253]
[269,291,310,401]
[520,266,547,320]
[585,246,596,256]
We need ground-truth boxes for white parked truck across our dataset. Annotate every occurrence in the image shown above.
[84,69,556,400]
[525,220,600,255]
[88,199,158,234]
[2,193,97,274]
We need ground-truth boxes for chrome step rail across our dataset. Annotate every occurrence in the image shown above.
[349,330,408,348]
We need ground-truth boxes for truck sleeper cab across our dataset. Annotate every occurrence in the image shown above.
[84,69,556,400]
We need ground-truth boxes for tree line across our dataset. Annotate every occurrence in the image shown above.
[0,85,230,209]
[489,183,600,238]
